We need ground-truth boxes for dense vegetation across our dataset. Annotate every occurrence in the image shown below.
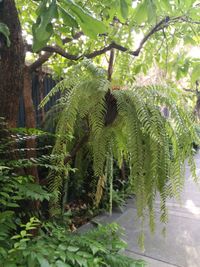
[0,0,200,266]
[0,120,146,266]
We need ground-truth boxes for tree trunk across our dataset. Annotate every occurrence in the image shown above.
[0,0,25,127]
[23,66,39,184]
[38,68,45,123]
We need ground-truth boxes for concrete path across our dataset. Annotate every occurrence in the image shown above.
[81,153,200,267]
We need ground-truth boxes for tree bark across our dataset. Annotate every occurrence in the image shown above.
[23,66,39,184]
[38,68,45,123]
[0,0,25,127]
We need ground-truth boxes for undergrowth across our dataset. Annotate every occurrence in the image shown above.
[0,118,144,267]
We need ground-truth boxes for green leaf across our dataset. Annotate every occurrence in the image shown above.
[184,36,196,45]
[134,1,148,24]
[160,0,172,12]
[55,261,71,267]
[32,0,57,52]
[64,0,107,39]
[191,65,200,83]
[54,33,64,46]
[20,230,27,238]
[3,262,17,267]
[184,0,193,9]
[189,8,200,20]
[57,251,66,262]
[37,255,51,267]
[147,0,156,23]
[120,0,129,19]
[36,0,48,16]
[6,203,19,208]
[0,166,10,171]
[18,183,50,201]
[74,256,87,267]
[67,246,79,252]
[27,254,37,267]
[76,251,93,258]
[58,6,78,28]
[0,22,11,47]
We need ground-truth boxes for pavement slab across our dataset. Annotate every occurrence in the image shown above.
[80,153,200,267]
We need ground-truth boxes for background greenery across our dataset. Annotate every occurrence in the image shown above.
[1,0,200,266]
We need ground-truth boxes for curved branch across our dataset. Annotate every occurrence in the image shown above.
[183,88,196,93]
[41,45,79,60]
[29,52,53,72]
[28,31,83,72]
[39,16,171,60]
[27,16,200,66]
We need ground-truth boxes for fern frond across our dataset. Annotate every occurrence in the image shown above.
[95,175,106,207]
[45,62,198,229]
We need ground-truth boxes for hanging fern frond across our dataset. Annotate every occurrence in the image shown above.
[44,61,198,231]
[95,175,106,207]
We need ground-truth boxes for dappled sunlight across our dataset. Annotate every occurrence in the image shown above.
[185,246,200,267]
[185,199,200,215]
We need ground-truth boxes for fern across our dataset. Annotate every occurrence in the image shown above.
[0,120,52,250]
[95,175,106,207]
[44,61,198,232]
[1,222,145,267]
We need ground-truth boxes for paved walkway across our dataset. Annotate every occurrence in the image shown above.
[81,153,200,267]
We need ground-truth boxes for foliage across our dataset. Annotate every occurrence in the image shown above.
[192,123,200,150]
[0,120,145,266]
[2,0,200,262]
[194,123,200,138]
[15,0,200,87]
[31,0,107,51]
[0,119,50,253]
[42,61,198,231]
[0,220,145,267]
[0,22,10,47]
[0,164,49,257]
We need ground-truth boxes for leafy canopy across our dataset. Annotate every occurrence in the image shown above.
[15,0,200,86]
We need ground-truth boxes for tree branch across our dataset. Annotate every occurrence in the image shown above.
[41,45,79,60]
[29,52,53,72]
[61,31,83,44]
[28,31,84,72]
[183,88,196,93]
[133,16,170,56]
[36,16,171,61]
[180,17,200,25]
[27,16,199,66]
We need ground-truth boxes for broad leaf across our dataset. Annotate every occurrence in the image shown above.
[160,0,172,12]
[58,6,78,28]
[120,0,129,19]
[147,0,156,23]
[133,1,148,24]
[32,0,58,52]
[191,65,200,83]
[37,255,51,267]
[64,0,107,39]
[55,261,71,267]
